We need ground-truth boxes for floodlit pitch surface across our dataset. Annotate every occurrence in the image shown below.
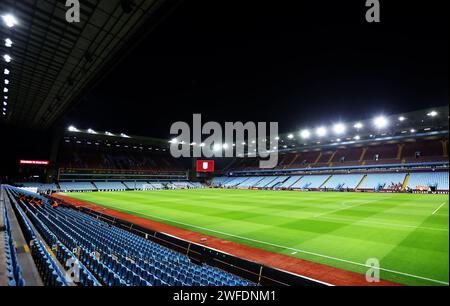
[63,189,449,286]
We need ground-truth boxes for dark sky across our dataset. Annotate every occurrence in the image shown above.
[64,0,448,139]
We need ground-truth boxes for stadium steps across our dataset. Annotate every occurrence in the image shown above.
[327,151,337,165]
[442,140,448,157]
[313,152,323,165]
[397,144,404,159]
[287,154,300,168]
[318,175,333,189]
[402,174,410,191]
[355,175,367,190]
[359,147,368,163]
[3,192,44,286]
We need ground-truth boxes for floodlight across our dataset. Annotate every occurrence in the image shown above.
[354,135,361,140]
[4,79,9,85]
[191,142,197,146]
[373,116,388,128]
[316,127,327,137]
[274,136,280,140]
[87,128,97,134]
[169,138,178,144]
[353,122,363,129]
[222,143,229,149]
[3,69,9,75]
[2,14,18,28]
[68,126,79,132]
[398,116,406,122]
[300,129,311,139]
[410,129,416,133]
[120,133,130,138]
[3,101,7,106]
[105,131,114,136]
[213,144,222,151]
[200,143,206,147]
[333,123,346,134]
[427,111,438,117]
[287,134,294,139]
[3,88,8,93]
[3,54,11,63]
[5,38,12,47]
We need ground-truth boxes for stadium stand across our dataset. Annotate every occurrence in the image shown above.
[407,172,449,191]
[4,186,254,286]
[59,182,96,192]
[93,182,127,191]
[293,175,331,189]
[1,194,25,286]
[321,174,365,190]
[358,173,407,191]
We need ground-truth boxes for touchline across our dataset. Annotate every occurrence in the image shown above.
[169,114,279,169]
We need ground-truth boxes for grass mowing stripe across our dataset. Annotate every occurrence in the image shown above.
[63,189,449,286]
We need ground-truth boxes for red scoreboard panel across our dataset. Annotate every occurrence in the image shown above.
[196,160,215,173]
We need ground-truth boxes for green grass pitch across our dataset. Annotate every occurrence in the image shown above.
[62,189,449,286]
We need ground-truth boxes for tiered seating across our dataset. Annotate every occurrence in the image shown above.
[237,177,264,188]
[359,173,406,190]
[402,140,445,163]
[331,147,364,165]
[279,176,302,188]
[123,181,148,190]
[94,182,127,191]
[407,172,449,191]
[364,144,399,164]
[6,187,253,286]
[292,175,330,189]
[322,174,365,190]
[223,177,248,187]
[253,177,278,188]
[1,195,25,286]
[15,182,58,192]
[265,176,287,188]
[59,182,96,191]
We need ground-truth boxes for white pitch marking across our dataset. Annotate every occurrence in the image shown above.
[113,206,449,285]
[432,202,447,215]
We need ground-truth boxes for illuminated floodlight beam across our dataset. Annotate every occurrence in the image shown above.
[3,88,8,93]
[373,116,388,129]
[67,126,80,132]
[4,69,9,75]
[4,79,9,85]
[316,127,327,137]
[120,133,130,138]
[3,101,7,106]
[333,123,346,135]
[300,129,311,139]
[2,14,18,28]
[5,38,12,47]
[105,131,114,136]
[427,110,438,117]
[87,128,97,134]
[353,122,363,129]
[3,54,11,63]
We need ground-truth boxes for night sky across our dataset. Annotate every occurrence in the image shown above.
[64,0,448,139]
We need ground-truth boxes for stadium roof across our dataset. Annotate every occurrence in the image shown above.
[0,0,179,129]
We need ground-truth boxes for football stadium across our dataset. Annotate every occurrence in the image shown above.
[0,0,448,292]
